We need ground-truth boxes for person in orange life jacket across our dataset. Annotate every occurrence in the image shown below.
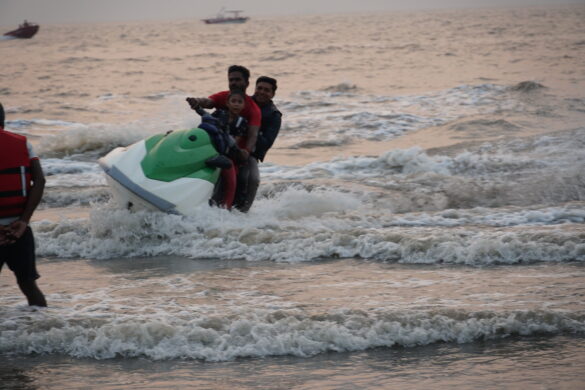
[0,102,47,307]
[186,65,261,163]
[234,76,282,212]
[209,90,249,209]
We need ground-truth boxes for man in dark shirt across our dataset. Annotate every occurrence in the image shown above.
[234,76,282,212]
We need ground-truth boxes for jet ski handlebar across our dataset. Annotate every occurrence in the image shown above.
[193,106,207,117]
[186,97,208,117]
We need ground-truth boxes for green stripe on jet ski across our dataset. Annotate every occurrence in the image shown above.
[141,128,220,184]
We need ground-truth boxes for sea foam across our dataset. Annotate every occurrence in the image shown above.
[33,195,585,265]
[1,305,583,361]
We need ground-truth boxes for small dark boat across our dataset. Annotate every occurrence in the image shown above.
[3,21,39,39]
[203,9,249,25]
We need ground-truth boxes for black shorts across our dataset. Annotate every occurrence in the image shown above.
[0,226,40,281]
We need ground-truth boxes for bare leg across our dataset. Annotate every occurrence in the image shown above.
[17,278,47,307]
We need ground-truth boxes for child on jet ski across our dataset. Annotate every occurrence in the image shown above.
[209,90,249,209]
[211,89,248,141]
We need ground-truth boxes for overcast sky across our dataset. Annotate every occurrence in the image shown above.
[0,0,580,25]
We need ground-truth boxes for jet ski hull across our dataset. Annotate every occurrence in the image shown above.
[98,139,216,216]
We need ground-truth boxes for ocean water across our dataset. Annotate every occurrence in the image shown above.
[1,4,585,389]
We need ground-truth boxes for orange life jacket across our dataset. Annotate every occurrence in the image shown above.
[0,128,32,218]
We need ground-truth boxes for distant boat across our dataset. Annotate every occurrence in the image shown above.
[3,20,39,39]
[202,8,249,25]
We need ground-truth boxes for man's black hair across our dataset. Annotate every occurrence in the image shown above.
[228,89,247,99]
[0,102,4,128]
[228,65,250,82]
[256,76,278,93]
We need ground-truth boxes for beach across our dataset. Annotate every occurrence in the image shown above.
[1,4,585,389]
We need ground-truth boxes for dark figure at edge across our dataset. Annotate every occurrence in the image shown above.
[0,102,47,307]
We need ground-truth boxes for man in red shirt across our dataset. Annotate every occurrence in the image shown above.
[186,65,261,160]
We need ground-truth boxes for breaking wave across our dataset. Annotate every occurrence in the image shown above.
[1,306,582,361]
[33,194,585,265]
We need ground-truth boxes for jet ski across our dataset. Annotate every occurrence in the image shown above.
[98,108,233,216]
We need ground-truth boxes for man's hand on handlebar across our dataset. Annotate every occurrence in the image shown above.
[186,97,200,110]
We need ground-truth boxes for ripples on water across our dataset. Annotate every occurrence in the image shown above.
[1,4,585,389]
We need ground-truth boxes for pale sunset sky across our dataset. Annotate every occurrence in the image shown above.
[0,0,580,25]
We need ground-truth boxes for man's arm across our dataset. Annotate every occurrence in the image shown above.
[243,99,262,155]
[186,97,215,110]
[256,112,282,157]
[9,158,45,239]
[244,125,258,156]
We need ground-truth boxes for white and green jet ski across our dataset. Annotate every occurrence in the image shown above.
[98,109,233,216]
